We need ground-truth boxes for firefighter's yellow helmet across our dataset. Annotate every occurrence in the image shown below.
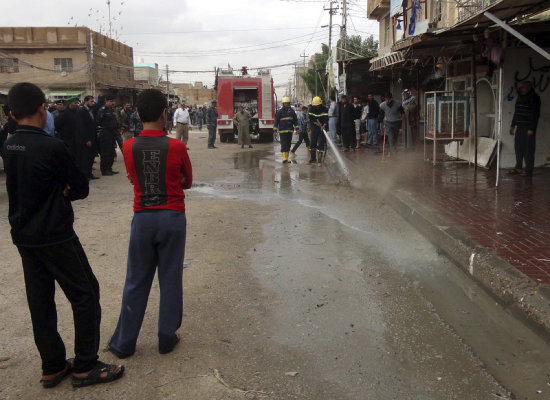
[281,96,291,104]
[312,96,322,106]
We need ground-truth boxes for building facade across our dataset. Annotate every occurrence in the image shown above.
[365,0,550,170]
[0,26,135,101]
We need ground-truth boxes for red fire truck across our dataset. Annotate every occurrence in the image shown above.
[216,67,275,143]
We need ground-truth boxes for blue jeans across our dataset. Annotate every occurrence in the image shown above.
[110,210,186,355]
[367,119,378,144]
[329,117,337,142]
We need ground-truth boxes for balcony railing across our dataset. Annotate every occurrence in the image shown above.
[456,0,495,23]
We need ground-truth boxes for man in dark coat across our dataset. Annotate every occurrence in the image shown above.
[509,81,541,177]
[337,95,356,151]
[54,97,79,156]
[96,94,119,175]
[76,95,98,180]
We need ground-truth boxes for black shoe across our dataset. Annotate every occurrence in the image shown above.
[241,145,244,149]
[107,343,133,359]
[89,175,100,180]
[208,146,218,149]
[249,145,253,148]
[110,170,119,174]
[102,171,114,176]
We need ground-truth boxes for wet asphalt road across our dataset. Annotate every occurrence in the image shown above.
[1,132,549,399]
[192,142,550,399]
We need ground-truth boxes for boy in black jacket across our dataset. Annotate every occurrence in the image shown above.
[3,82,123,388]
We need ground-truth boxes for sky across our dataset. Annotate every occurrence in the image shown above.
[0,0,379,97]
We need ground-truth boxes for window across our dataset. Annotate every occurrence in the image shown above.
[54,58,73,73]
[116,67,121,79]
[126,68,131,81]
[0,58,19,73]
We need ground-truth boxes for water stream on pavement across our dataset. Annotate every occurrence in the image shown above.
[322,129,351,181]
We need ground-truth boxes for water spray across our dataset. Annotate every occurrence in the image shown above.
[322,129,351,181]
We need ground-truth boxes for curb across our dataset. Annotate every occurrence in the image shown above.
[385,188,550,342]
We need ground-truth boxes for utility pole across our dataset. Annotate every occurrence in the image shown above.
[300,51,309,104]
[165,64,170,101]
[107,0,112,38]
[324,1,336,101]
[341,0,348,61]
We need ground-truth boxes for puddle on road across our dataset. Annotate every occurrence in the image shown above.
[189,148,549,399]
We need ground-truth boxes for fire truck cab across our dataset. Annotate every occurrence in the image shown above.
[216,67,275,143]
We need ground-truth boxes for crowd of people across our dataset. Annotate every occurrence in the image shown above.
[273,89,420,164]
[2,83,193,389]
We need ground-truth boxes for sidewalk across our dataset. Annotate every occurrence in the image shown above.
[343,144,550,338]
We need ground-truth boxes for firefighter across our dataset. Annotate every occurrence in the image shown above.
[307,96,328,166]
[274,96,298,163]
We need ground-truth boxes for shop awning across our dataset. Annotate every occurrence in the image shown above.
[369,51,405,71]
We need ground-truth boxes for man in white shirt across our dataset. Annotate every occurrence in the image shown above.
[173,103,190,146]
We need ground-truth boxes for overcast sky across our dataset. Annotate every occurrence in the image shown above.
[0,0,378,97]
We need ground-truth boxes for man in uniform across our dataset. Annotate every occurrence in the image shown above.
[76,95,98,180]
[206,99,218,149]
[274,96,298,163]
[234,105,253,149]
[96,94,119,175]
[307,96,328,166]
[55,97,79,156]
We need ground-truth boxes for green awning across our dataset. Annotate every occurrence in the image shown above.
[44,90,83,97]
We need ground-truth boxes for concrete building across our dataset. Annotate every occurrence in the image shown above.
[295,65,312,106]
[0,26,135,101]
[134,62,159,89]
[172,82,215,106]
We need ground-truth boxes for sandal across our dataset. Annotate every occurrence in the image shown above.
[40,358,73,388]
[71,361,124,388]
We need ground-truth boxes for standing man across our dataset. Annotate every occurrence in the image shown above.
[120,102,134,142]
[379,92,404,156]
[402,89,418,149]
[337,95,356,152]
[129,106,143,137]
[274,96,298,163]
[173,103,190,146]
[366,93,379,146]
[234,105,253,149]
[76,95,99,180]
[352,96,362,149]
[108,89,192,358]
[509,81,541,177]
[328,95,338,143]
[96,94,119,176]
[2,82,123,388]
[307,96,328,166]
[55,97,79,156]
[196,107,204,131]
[290,105,310,159]
[206,99,218,149]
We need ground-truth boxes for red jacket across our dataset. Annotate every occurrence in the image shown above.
[123,129,192,213]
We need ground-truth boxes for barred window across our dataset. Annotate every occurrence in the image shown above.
[116,67,121,79]
[0,58,19,73]
[54,58,73,72]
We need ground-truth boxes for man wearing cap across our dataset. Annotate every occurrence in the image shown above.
[206,100,218,149]
[402,89,418,149]
[55,97,80,156]
[96,94,119,175]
